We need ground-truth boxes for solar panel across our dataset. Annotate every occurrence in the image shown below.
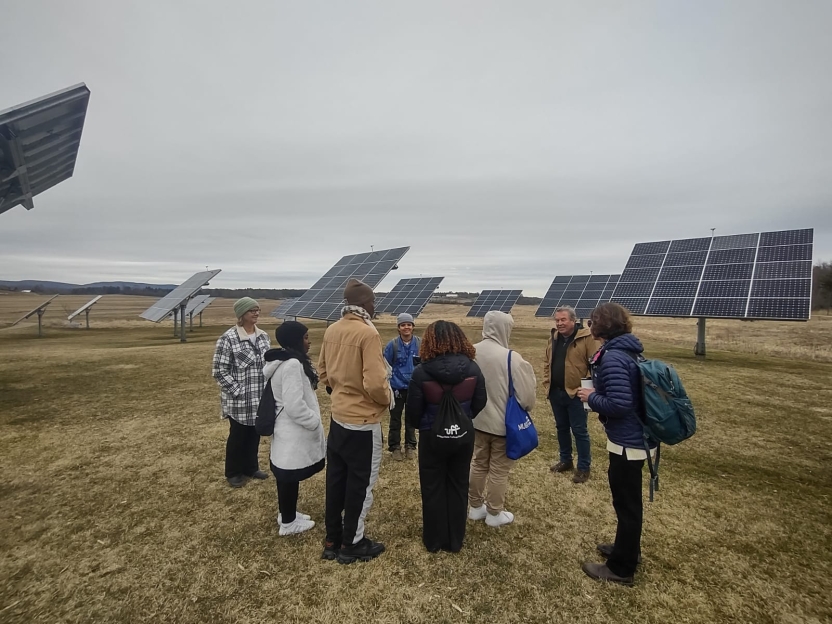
[270,298,299,320]
[140,270,222,323]
[12,294,59,325]
[467,290,523,317]
[67,295,102,321]
[536,274,621,318]
[375,277,444,317]
[189,296,215,317]
[282,247,410,321]
[0,84,91,215]
[611,228,813,320]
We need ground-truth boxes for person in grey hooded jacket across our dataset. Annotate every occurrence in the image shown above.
[468,311,536,527]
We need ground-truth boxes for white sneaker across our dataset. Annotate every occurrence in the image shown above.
[279,517,315,536]
[468,505,487,521]
[278,512,311,523]
[485,510,515,527]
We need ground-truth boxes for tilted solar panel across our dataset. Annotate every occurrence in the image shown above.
[67,295,103,321]
[375,277,444,317]
[270,298,299,320]
[535,274,620,318]
[12,295,59,326]
[189,296,215,316]
[466,290,523,318]
[282,247,410,321]
[611,228,813,320]
[139,270,222,323]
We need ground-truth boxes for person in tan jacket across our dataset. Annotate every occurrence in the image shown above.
[318,278,393,564]
[469,311,537,527]
[542,305,602,483]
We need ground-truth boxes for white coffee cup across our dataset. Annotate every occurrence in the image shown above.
[580,377,594,412]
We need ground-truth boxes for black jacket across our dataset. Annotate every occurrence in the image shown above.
[406,353,487,431]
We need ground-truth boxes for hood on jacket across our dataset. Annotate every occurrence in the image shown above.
[481,311,513,348]
[420,353,475,385]
[602,333,644,355]
[263,348,303,381]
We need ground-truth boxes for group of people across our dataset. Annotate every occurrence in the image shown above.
[212,282,654,585]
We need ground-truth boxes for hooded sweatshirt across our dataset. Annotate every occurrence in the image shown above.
[472,311,537,436]
[262,350,326,472]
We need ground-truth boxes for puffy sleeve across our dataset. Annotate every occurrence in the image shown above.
[587,353,637,418]
[406,366,426,429]
[469,361,488,417]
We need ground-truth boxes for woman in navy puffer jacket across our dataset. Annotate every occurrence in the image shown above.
[576,302,655,586]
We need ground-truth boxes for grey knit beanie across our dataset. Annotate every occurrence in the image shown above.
[397,313,415,326]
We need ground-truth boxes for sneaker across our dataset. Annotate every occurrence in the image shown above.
[391,449,404,461]
[249,470,269,480]
[551,461,574,473]
[405,447,415,460]
[278,517,315,536]
[581,561,634,586]
[337,537,386,564]
[226,475,246,488]
[597,543,642,564]
[468,505,487,521]
[277,512,311,524]
[321,541,340,560]
[573,469,590,484]
[485,510,514,527]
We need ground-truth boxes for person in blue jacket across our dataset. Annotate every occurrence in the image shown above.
[576,302,656,586]
[383,313,421,460]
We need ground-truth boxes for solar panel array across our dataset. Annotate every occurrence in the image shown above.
[12,295,59,325]
[188,295,215,316]
[282,247,410,321]
[0,84,91,215]
[375,277,444,317]
[611,228,813,320]
[535,275,620,318]
[68,295,102,320]
[271,298,299,319]
[467,290,523,317]
[140,269,222,323]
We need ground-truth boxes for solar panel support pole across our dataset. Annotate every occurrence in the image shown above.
[179,303,188,342]
[694,317,706,358]
[84,309,90,329]
[189,311,194,332]
[173,308,179,337]
[37,309,44,337]
[199,311,204,328]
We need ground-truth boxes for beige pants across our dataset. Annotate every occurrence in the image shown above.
[468,430,515,514]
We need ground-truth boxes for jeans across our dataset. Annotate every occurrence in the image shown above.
[549,389,591,471]
[388,389,417,451]
[606,451,644,578]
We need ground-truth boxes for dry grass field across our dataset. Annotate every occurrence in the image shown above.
[1,293,831,623]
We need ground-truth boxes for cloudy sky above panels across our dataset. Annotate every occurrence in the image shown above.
[1,0,830,296]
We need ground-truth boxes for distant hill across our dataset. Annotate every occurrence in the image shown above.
[0,280,177,295]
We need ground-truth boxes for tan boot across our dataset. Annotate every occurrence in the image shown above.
[391,449,404,461]
[405,448,415,460]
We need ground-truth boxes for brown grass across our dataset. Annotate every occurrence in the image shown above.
[0,294,831,623]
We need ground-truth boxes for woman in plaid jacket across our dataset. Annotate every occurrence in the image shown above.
[212,297,272,487]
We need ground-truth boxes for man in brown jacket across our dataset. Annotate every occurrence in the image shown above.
[319,278,393,564]
[542,305,602,483]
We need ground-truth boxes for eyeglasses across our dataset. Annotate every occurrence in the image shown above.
[247,309,261,314]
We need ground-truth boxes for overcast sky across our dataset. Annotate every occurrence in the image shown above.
[1,0,830,296]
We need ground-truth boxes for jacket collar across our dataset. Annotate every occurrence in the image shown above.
[550,326,593,342]
[235,324,267,341]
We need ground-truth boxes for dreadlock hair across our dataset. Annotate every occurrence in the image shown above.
[420,320,476,361]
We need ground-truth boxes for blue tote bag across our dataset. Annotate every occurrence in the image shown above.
[505,350,538,460]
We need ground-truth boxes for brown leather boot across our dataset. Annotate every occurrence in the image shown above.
[581,562,634,586]
[572,469,590,484]
[550,460,573,473]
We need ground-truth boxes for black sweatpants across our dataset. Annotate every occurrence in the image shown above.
[224,418,260,478]
[325,419,382,547]
[418,433,475,553]
[606,451,644,578]
[388,389,417,451]
[276,480,299,524]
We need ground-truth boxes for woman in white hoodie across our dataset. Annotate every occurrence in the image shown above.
[262,321,326,536]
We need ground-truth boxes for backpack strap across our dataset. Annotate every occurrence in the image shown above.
[507,350,516,398]
[625,350,661,502]
[391,337,399,364]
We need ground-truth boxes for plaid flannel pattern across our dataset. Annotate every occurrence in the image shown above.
[211,326,271,425]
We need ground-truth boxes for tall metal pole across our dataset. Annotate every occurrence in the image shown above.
[199,311,203,327]
[694,317,706,358]
[173,308,179,337]
[85,309,90,329]
[189,311,194,332]
[37,309,44,337]
[179,303,188,342]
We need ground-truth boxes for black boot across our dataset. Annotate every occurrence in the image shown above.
[336,537,385,564]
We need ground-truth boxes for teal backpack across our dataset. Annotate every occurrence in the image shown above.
[629,353,697,501]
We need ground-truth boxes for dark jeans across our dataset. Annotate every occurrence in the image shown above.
[276,480,299,524]
[549,389,591,470]
[418,432,475,553]
[224,418,260,478]
[388,389,417,451]
[606,451,644,578]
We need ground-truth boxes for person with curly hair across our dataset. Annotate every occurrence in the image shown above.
[406,321,487,552]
